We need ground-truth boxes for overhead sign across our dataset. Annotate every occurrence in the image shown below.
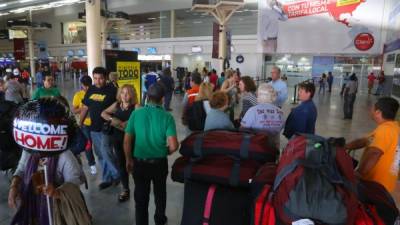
[258,0,383,54]
[116,61,141,104]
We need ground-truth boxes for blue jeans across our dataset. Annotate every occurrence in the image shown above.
[164,92,173,110]
[375,84,384,95]
[90,131,120,182]
[81,126,96,166]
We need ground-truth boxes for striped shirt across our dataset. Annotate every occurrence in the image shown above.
[240,92,257,118]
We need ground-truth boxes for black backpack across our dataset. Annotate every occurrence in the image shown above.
[187,100,207,131]
[0,100,21,170]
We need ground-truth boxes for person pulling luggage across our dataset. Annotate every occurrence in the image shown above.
[345,97,400,193]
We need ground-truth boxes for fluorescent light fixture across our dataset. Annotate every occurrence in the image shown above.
[193,21,203,24]
[138,55,171,61]
[0,4,7,7]
[19,0,35,3]
[191,46,202,53]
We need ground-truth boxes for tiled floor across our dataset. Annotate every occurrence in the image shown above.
[0,78,396,225]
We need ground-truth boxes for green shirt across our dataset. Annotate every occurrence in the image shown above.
[32,87,61,100]
[125,104,177,159]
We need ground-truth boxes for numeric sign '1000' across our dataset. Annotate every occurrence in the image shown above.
[118,65,139,80]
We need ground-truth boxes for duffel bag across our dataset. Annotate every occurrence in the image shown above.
[357,180,400,225]
[171,156,262,187]
[271,134,358,225]
[180,130,278,162]
[181,180,251,225]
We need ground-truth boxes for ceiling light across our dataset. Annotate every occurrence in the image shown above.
[19,0,35,3]
[0,4,7,7]
[193,21,203,24]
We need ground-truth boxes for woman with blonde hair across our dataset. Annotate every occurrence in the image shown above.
[195,82,213,113]
[241,83,284,148]
[101,84,140,202]
[221,69,239,121]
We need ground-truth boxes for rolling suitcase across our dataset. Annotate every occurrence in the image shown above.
[180,130,278,163]
[172,156,262,187]
[181,180,251,225]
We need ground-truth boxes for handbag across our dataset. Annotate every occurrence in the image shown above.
[102,121,114,135]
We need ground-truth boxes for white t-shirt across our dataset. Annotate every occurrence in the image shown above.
[241,103,284,136]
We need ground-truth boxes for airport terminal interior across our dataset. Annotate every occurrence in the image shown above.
[0,0,400,225]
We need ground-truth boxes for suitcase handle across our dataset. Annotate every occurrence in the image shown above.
[203,185,217,225]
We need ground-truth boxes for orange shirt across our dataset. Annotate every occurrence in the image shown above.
[360,121,400,192]
[186,85,200,105]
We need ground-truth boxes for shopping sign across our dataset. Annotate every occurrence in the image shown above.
[354,33,374,51]
[116,61,141,104]
[13,119,68,152]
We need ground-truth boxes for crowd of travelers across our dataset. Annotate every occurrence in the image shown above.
[1,64,399,225]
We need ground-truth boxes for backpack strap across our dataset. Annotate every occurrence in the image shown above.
[203,184,217,225]
[183,157,201,180]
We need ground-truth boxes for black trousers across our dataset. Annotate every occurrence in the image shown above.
[133,158,168,225]
[343,93,356,119]
[112,135,129,190]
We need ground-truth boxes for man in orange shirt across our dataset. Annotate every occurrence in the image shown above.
[183,72,202,106]
[182,72,202,127]
[346,97,400,192]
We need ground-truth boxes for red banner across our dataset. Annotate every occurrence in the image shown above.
[212,23,219,59]
[13,38,25,60]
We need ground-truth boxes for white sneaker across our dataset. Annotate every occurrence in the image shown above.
[90,165,97,175]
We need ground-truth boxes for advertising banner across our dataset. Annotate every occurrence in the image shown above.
[384,0,400,53]
[258,0,384,54]
[212,22,219,59]
[104,50,138,72]
[13,38,25,60]
[116,61,141,104]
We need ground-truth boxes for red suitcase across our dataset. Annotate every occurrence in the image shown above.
[171,156,262,187]
[179,130,278,163]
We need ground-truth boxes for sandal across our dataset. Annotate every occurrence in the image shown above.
[118,190,130,202]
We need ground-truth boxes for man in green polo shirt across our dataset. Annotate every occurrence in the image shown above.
[32,73,61,100]
[124,82,178,225]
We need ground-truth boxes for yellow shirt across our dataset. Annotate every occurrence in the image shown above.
[361,121,400,192]
[72,90,91,126]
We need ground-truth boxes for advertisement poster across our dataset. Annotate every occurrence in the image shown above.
[386,0,400,45]
[116,61,141,104]
[258,0,384,54]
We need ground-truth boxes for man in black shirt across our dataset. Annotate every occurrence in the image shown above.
[80,67,120,189]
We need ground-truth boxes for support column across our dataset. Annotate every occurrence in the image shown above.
[28,29,35,83]
[218,24,227,73]
[28,11,35,91]
[170,10,175,38]
[86,0,102,77]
